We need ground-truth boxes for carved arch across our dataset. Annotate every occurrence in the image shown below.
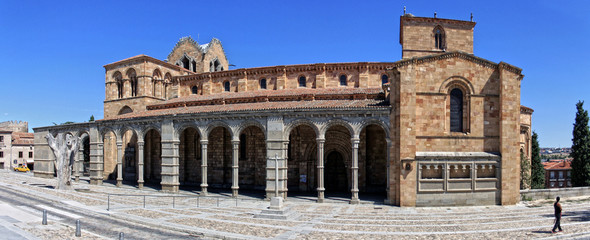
[174,122,203,140]
[236,120,267,139]
[439,76,474,95]
[283,119,320,140]
[205,121,234,139]
[358,119,390,139]
[321,119,355,138]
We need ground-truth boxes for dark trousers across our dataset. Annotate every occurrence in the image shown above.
[552,217,562,232]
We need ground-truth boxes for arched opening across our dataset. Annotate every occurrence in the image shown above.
[239,126,266,191]
[82,135,90,176]
[324,124,352,197]
[210,59,222,72]
[113,71,123,99]
[164,73,172,99]
[260,78,267,90]
[450,88,463,132]
[339,74,347,86]
[287,125,317,193]
[359,124,387,199]
[152,69,162,98]
[223,81,230,92]
[181,56,190,70]
[434,25,446,50]
[102,131,117,181]
[118,106,133,115]
[127,69,138,97]
[325,151,347,192]
[191,60,197,72]
[122,129,138,185]
[298,76,306,88]
[191,86,198,95]
[208,126,232,190]
[179,127,201,188]
[144,129,162,188]
[381,74,389,85]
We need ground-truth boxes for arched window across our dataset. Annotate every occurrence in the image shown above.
[191,86,198,94]
[118,106,133,115]
[381,74,389,84]
[152,69,162,97]
[127,69,137,97]
[113,71,123,99]
[450,88,463,132]
[191,60,197,72]
[260,78,267,89]
[298,76,306,88]
[339,74,347,86]
[224,81,230,92]
[181,56,190,70]
[434,26,445,50]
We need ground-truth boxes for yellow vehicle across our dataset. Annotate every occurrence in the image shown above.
[13,165,30,172]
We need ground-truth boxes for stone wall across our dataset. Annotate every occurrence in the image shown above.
[520,187,590,201]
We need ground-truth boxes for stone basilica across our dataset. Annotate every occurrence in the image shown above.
[34,13,533,207]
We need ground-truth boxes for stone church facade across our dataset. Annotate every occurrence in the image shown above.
[33,14,532,206]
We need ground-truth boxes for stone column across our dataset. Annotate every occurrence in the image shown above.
[160,121,180,192]
[137,141,144,189]
[385,139,392,204]
[116,141,123,187]
[91,143,104,185]
[200,139,208,195]
[350,138,360,204]
[282,141,289,198]
[75,143,83,182]
[316,138,325,203]
[231,140,239,197]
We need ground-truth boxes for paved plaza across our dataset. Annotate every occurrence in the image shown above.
[1,170,589,239]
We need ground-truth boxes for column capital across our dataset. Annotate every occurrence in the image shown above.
[200,139,209,145]
[316,138,326,143]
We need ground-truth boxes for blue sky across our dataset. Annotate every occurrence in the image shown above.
[0,0,588,147]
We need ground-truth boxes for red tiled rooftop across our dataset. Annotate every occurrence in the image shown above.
[542,159,572,170]
[11,132,34,145]
[105,98,388,120]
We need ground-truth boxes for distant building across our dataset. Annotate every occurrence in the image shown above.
[0,121,34,170]
[543,159,571,188]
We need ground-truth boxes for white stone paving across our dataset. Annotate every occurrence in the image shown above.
[1,170,590,239]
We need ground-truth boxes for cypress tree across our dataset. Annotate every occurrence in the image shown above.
[530,132,545,189]
[571,101,590,186]
[520,150,531,189]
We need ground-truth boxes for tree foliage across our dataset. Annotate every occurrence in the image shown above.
[571,101,590,186]
[89,115,95,122]
[520,150,531,189]
[530,132,545,189]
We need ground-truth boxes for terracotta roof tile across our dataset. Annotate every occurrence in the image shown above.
[543,159,572,170]
[11,132,34,145]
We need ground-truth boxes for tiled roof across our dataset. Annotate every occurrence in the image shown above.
[543,159,572,170]
[12,132,34,145]
[105,98,389,120]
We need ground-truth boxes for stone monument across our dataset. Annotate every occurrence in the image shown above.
[46,133,80,190]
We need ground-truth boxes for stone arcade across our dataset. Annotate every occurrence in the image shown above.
[33,13,532,206]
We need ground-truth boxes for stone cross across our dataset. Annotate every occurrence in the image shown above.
[46,133,80,190]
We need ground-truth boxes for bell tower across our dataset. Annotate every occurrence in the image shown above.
[400,13,476,59]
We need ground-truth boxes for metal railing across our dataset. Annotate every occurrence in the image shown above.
[106,193,258,211]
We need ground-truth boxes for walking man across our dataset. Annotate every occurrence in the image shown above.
[552,196,562,233]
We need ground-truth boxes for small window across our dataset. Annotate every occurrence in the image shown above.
[19,152,23,158]
[298,76,306,87]
[550,171,555,179]
[191,86,198,95]
[450,88,463,132]
[260,78,267,89]
[381,74,389,84]
[559,171,564,179]
[29,152,33,158]
[0,151,3,158]
[434,26,445,50]
[224,81,230,92]
[339,74,347,86]
[0,136,3,142]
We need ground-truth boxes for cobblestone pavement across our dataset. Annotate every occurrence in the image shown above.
[1,170,590,239]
